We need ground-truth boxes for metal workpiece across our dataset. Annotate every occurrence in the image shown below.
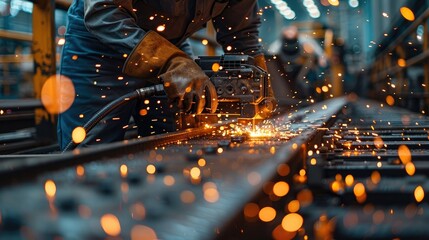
[0,97,347,240]
[304,99,429,239]
[3,97,429,239]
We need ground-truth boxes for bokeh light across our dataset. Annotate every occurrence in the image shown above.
[414,186,425,202]
[44,180,56,198]
[259,207,276,222]
[131,225,157,240]
[386,95,395,106]
[71,127,86,144]
[244,203,260,218]
[120,164,128,178]
[41,75,75,114]
[100,214,121,237]
[398,145,412,164]
[400,7,415,21]
[281,213,304,232]
[273,181,290,197]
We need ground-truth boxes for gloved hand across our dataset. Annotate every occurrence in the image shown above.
[159,55,218,113]
[123,31,217,114]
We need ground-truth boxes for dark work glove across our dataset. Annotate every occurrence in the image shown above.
[160,55,217,113]
[123,31,218,114]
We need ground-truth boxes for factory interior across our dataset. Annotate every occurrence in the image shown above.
[1,0,429,239]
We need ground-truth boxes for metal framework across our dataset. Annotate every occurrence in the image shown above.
[370,9,429,114]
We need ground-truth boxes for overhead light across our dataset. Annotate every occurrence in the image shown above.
[302,0,320,19]
[348,0,359,8]
[309,11,321,18]
[270,0,296,20]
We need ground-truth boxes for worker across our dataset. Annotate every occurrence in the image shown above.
[58,0,272,150]
[268,25,327,100]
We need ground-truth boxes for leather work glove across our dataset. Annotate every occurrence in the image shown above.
[123,31,218,114]
[254,54,278,117]
[159,56,218,113]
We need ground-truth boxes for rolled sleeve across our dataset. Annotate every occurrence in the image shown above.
[83,0,146,55]
[212,0,263,56]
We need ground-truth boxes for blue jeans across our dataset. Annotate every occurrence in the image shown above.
[58,29,177,150]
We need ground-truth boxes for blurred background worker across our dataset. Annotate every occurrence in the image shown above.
[268,25,327,100]
[58,0,274,150]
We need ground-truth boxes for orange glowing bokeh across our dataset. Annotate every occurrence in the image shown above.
[281,213,304,232]
[371,171,381,184]
[139,109,148,116]
[328,0,339,6]
[345,175,354,187]
[397,58,406,67]
[120,164,128,178]
[330,180,342,193]
[41,75,75,114]
[353,183,365,197]
[190,167,201,179]
[71,127,86,144]
[272,224,297,240]
[76,165,85,177]
[44,180,56,198]
[146,164,156,174]
[405,162,416,176]
[204,188,219,203]
[400,7,415,21]
[212,63,220,72]
[130,203,146,221]
[244,203,260,218]
[273,181,290,197]
[180,190,196,204]
[287,200,300,213]
[414,186,425,202]
[296,189,313,207]
[386,95,395,106]
[398,145,412,164]
[373,137,384,149]
[163,175,175,186]
[131,225,157,240]
[100,214,121,237]
[277,164,290,176]
[259,207,276,222]
[198,158,206,167]
[322,86,329,92]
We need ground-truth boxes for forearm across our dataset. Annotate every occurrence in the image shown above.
[83,0,146,55]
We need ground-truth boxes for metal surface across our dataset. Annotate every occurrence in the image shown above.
[303,98,429,239]
[0,97,346,239]
[2,97,429,239]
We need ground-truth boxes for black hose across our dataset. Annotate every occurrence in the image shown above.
[62,84,165,152]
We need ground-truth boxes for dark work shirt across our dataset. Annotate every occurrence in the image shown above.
[65,0,263,58]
